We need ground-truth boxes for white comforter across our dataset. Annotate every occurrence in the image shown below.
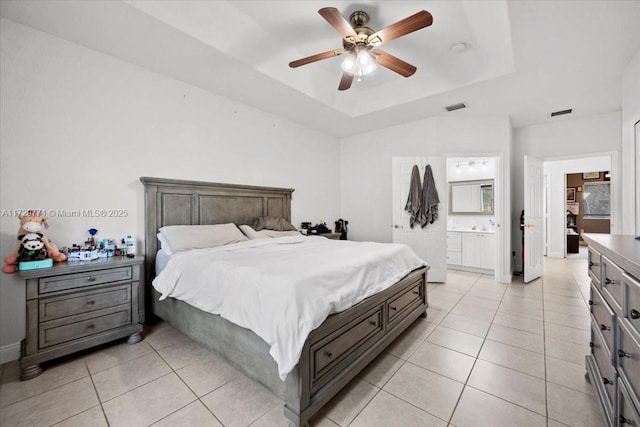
[152,235,425,379]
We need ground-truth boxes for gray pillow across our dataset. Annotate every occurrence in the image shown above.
[251,216,297,232]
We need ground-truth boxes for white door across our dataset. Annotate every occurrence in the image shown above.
[392,157,447,282]
[524,155,544,283]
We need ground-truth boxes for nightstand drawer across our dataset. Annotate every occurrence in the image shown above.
[39,284,132,322]
[38,267,132,294]
[39,306,131,348]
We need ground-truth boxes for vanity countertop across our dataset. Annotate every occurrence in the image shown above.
[447,228,495,234]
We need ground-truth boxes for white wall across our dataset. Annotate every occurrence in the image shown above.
[543,156,612,258]
[340,115,511,281]
[0,19,340,362]
[621,48,640,234]
[511,111,621,270]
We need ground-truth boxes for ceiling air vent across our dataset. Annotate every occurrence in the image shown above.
[444,102,467,112]
[550,108,572,117]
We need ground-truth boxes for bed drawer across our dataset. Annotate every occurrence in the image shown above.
[591,284,615,357]
[387,281,423,327]
[623,272,640,338]
[588,247,602,286]
[617,320,640,404]
[601,256,624,315]
[39,305,131,349]
[311,305,384,387]
[38,267,132,294]
[39,284,132,322]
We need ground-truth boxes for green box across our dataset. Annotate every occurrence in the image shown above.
[18,258,53,271]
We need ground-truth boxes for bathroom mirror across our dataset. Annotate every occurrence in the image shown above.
[449,179,494,214]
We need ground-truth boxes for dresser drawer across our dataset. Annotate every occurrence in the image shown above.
[39,306,131,348]
[588,247,602,284]
[619,376,640,427]
[624,272,640,338]
[39,284,132,322]
[601,256,624,315]
[617,320,640,403]
[387,281,423,326]
[38,267,132,294]
[591,322,617,407]
[591,284,615,356]
[311,306,383,388]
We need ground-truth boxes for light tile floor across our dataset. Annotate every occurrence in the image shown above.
[0,256,604,427]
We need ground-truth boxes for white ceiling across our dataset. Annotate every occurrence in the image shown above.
[2,0,639,138]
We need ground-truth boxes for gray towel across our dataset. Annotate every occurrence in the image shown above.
[404,165,422,229]
[421,164,440,227]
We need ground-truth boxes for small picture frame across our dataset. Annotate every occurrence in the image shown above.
[566,187,576,202]
[567,202,579,215]
[582,172,599,179]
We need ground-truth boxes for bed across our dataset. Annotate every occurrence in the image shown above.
[140,177,429,426]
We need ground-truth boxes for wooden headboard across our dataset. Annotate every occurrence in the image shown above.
[140,177,294,287]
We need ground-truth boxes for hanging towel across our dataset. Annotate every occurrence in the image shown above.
[421,164,440,227]
[404,165,422,228]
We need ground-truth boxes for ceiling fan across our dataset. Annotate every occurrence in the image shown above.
[289,7,433,91]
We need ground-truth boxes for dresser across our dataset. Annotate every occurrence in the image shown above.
[18,256,145,380]
[583,234,640,427]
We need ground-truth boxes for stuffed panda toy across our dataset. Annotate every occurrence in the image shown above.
[17,233,49,262]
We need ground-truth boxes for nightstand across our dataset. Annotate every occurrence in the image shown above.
[18,256,145,380]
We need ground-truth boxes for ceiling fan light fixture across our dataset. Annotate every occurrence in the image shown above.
[341,55,356,73]
[356,48,372,66]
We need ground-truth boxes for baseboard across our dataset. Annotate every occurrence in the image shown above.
[0,342,20,364]
[500,272,513,283]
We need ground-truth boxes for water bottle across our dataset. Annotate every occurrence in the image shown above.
[125,235,136,258]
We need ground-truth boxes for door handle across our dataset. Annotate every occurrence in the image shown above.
[393,224,404,229]
[524,224,536,228]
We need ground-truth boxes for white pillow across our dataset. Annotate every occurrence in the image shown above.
[157,233,174,255]
[158,223,247,252]
[239,224,300,240]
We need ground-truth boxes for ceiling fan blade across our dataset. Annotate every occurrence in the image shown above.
[338,73,354,91]
[319,7,358,42]
[289,49,347,68]
[372,49,417,77]
[367,10,433,47]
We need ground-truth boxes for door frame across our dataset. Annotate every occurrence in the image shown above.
[444,152,508,283]
[541,151,617,258]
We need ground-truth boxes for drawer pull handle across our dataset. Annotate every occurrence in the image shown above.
[602,377,612,385]
[604,278,616,285]
[631,309,640,319]
[86,300,95,305]
[589,261,599,267]
[599,324,610,331]
[589,341,594,348]
[86,323,95,329]
[620,415,631,425]
[390,306,397,311]
[87,276,96,282]
[618,349,630,358]
[412,290,420,295]
[588,299,594,305]
[369,320,377,326]
[324,350,332,358]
